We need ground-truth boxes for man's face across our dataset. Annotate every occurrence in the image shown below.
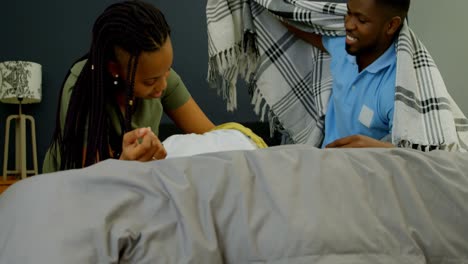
[344,0,390,57]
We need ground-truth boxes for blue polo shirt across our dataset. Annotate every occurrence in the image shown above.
[321,36,396,147]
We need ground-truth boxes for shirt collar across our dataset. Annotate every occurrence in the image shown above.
[346,41,397,74]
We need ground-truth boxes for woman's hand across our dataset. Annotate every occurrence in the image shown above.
[325,134,394,148]
[119,127,167,161]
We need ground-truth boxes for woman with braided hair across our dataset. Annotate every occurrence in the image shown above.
[43,0,215,172]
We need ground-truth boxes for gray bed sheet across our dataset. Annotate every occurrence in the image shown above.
[0,145,467,263]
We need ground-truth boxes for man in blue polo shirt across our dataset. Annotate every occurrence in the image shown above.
[284,0,410,148]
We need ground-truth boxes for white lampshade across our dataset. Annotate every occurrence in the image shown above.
[0,61,42,104]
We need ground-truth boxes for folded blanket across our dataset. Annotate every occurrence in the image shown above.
[211,122,268,148]
[206,0,468,151]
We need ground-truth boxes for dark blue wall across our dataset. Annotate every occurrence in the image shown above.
[0,0,259,174]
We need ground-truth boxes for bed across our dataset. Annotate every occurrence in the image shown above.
[0,145,467,263]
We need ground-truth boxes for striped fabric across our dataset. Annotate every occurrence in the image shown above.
[206,0,468,151]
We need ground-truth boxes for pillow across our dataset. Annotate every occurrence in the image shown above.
[162,129,259,159]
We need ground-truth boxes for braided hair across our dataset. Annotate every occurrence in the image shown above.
[51,0,171,170]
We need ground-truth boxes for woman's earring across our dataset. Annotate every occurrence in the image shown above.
[113,74,119,85]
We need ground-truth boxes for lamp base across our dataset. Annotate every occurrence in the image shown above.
[3,114,38,181]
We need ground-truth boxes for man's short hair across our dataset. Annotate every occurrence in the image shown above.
[374,0,410,20]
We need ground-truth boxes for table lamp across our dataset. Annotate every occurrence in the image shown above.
[0,61,41,180]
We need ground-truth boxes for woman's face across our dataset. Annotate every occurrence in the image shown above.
[113,37,174,99]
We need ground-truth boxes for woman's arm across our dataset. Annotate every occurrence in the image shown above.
[166,97,215,134]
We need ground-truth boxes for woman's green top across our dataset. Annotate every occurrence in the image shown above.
[42,59,191,173]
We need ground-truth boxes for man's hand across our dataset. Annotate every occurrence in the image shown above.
[120,127,167,161]
[325,134,394,148]
[280,20,326,52]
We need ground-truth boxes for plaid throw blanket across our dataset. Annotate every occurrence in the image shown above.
[206,0,468,151]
